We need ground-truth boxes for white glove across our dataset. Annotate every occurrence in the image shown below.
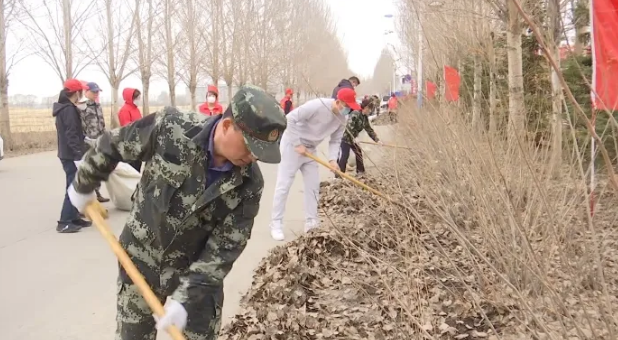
[154,299,188,332]
[354,138,360,144]
[67,184,96,213]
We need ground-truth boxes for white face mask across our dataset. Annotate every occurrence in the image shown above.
[207,96,216,104]
[76,102,87,110]
[134,97,141,103]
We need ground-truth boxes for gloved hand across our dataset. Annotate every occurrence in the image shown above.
[68,184,97,213]
[377,141,384,146]
[154,299,188,332]
[329,160,339,173]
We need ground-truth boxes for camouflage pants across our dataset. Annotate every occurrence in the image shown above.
[115,232,223,340]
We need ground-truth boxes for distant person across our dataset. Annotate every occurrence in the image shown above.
[387,93,398,123]
[280,88,294,115]
[53,79,92,233]
[79,82,109,203]
[118,88,143,172]
[198,85,224,116]
[331,76,360,99]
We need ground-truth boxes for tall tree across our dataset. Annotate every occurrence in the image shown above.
[20,0,96,83]
[87,0,138,127]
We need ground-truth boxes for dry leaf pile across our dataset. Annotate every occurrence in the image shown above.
[219,175,532,340]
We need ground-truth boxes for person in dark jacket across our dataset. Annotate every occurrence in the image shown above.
[280,88,294,115]
[53,79,92,233]
[337,98,382,177]
[331,76,360,99]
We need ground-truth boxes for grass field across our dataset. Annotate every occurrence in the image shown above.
[8,106,192,133]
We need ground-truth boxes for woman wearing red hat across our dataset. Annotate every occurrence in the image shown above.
[280,88,294,115]
[198,85,223,116]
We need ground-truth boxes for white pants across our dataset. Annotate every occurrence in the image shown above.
[271,136,320,224]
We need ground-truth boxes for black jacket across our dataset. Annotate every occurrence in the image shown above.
[331,79,354,99]
[53,91,85,160]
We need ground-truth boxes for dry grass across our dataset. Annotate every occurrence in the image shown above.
[5,106,192,153]
[221,102,618,339]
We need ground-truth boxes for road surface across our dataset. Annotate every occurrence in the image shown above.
[0,125,394,340]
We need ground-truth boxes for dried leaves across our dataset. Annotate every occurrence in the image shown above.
[220,172,618,339]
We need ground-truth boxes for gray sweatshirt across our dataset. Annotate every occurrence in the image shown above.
[282,98,345,161]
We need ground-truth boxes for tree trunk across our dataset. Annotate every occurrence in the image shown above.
[506,0,526,146]
[0,2,11,149]
[110,85,120,127]
[488,32,498,136]
[548,0,563,175]
[142,79,151,115]
[472,53,482,129]
[62,0,73,80]
[164,0,176,106]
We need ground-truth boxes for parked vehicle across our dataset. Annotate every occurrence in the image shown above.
[380,95,390,113]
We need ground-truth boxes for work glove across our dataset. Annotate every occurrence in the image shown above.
[68,184,97,213]
[154,299,188,332]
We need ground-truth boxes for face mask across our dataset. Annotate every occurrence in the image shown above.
[340,107,351,116]
[207,96,216,104]
[76,102,87,110]
[134,97,141,103]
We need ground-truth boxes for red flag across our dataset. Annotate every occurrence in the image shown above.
[591,0,618,110]
[426,81,437,100]
[444,65,460,102]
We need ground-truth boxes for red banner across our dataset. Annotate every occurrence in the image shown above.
[591,0,618,110]
[444,66,460,102]
[426,81,437,100]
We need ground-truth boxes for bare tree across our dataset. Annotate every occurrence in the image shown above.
[86,0,138,127]
[0,0,28,149]
[160,0,178,106]
[134,0,159,115]
[176,0,207,110]
[20,0,96,84]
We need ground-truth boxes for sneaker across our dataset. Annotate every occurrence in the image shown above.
[305,220,319,233]
[270,221,285,241]
[73,219,93,228]
[56,223,82,233]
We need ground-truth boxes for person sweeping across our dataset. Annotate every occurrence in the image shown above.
[67,85,286,340]
[269,88,359,241]
[337,98,382,177]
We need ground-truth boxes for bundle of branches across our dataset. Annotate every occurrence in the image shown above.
[221,106,618,339]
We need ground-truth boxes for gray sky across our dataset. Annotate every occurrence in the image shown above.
[7,0,401,100]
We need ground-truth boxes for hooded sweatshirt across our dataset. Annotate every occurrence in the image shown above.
[331,79,354,99]
[53,90,85,160]
[118,88,142,127]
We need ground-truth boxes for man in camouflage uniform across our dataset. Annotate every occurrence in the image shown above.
[67,85,287,340]
[79,82,109,202]
[337,98,382,176]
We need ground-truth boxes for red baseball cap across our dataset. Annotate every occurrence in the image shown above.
[64,79,88,92]
[336,88,361,111]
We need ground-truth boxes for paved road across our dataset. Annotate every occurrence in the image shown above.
[0,125,394,340]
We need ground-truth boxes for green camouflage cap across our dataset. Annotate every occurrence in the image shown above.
[231,85,287,163]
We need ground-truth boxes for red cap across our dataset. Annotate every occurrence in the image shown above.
[285,88,293,95]
[336,88,361,111]
[64,79,87,92]
[207,85,219,95]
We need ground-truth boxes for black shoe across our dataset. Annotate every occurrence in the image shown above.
[73,219,93,228]
[56,223,82,233]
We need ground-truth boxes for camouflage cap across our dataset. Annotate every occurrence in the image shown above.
[230,85,287,164]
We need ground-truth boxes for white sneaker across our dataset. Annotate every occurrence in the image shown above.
[304,220,319,233]
[270,221,285,241]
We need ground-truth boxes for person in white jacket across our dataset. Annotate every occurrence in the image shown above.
[270,87,361,241]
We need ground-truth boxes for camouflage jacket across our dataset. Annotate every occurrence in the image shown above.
[81,100,105,139]
[73,107,264,313]
[343,110,379,144]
